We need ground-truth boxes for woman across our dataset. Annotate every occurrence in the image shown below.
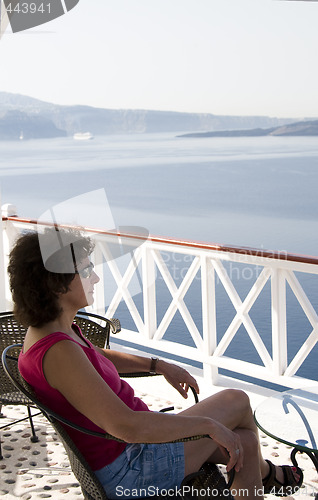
[8,228,303,499]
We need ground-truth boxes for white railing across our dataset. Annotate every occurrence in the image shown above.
[1,209,318,390]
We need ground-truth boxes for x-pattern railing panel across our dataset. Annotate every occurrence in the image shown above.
[283,270,318,377]
[212,260,273,368]
[152,249,203,349]
[98,240,145,333]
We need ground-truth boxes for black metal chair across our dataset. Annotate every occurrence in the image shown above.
[2,344,234,500]
[73,310,121,349]
[0,311,40,457]
[0,310,121,460]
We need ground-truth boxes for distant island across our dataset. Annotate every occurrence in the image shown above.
[177,120,318,138]
[0,91,304,141]
[0,109,67,141]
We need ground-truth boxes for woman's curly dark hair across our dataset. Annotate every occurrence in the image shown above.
[7,228,94,328]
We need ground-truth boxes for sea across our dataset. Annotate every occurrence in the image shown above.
[1,133,318,385]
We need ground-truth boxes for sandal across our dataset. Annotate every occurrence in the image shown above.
[262,459,303,497]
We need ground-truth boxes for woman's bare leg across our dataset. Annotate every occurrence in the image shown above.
[180,389,269,498]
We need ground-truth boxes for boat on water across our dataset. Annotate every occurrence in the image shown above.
[73,132,94,141]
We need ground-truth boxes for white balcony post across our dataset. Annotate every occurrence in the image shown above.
[89,241,106,316]
[0,207,6,311]
[1,204,20,310]
[271,268,288,377]
[142,244,157,339]
[201,255,218,384]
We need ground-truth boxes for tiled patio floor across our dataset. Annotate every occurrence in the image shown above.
[0,378,317,500]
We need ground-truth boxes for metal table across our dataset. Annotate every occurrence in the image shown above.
[254,387,318,482]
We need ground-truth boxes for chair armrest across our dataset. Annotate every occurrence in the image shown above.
[74,311,121,349]
[75,311,121,334]
[49,410,209,444]
[108,318,121,334]
[119,371,199,405]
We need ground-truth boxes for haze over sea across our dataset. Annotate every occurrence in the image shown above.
[1,133,318,384]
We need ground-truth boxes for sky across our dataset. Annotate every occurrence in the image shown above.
[0,0,318,118]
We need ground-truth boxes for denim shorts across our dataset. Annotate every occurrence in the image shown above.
[95,442,185,499]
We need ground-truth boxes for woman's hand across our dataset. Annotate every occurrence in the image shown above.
[157,360,200,399]
[209,420,244,473]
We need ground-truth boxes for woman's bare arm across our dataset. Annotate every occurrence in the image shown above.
[95,346,199,398]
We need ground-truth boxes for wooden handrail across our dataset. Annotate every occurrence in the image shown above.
[3,215,318,266]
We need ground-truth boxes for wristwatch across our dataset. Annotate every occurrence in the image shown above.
[149,357,159,375]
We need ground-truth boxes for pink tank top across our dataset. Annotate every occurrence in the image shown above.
[18,326,150,470]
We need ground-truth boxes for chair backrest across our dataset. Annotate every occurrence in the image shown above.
[0,311,121,404]
[2,344,108,500]
[0,312,30,405]
[73,311,121,349]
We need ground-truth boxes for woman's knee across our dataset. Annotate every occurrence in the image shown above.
[221,389,251,412]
